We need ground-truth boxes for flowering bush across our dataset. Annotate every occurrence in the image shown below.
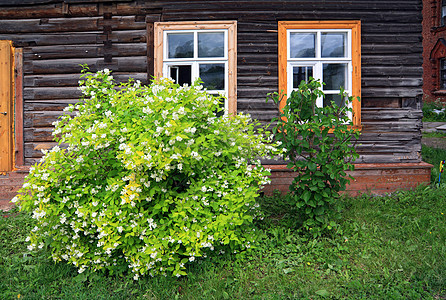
[14,68,277,278]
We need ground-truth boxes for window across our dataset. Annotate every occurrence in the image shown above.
[441,58,446,89]
[430,38,446,91]
[441,0,446,27]
[154,21,237,115]
[278,21,361,127]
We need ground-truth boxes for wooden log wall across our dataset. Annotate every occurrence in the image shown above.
[0,0,423,165]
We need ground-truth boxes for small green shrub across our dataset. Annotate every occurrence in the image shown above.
[14,68,277,278]
[267,79,360,234]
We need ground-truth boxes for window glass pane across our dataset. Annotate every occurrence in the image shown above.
[169,65,192,85]
[443,0,446,26]
[198,32,225,58]
[441,59,446,89]
[323,63,347,90]
[199,64,225,90]
[323,94,345,108]
[321,33,346,58]
[167,33,194,58]
[290,33,315,58]
[293,66,313,88]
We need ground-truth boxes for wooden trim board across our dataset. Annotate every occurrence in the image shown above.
[0,40,14,172]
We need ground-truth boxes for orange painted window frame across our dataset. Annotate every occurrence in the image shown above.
[278,20,361,128]
[154,21,237,116]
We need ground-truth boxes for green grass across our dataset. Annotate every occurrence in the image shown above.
[1,184,445,299]
[422,131,446,138]
[422,144,446,183]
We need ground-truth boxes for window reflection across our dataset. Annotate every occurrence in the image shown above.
[198,32,225,58]
[323,63,347,90]
[321,33,346,58]
[199,64,225,90]
[167,33,194,58]
[290,33,316,58]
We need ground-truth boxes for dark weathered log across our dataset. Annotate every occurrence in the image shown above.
[0,17,100,34]
[24,57,147,74]
[24,127,55,142]
[24,72,147,87]
[0,3,99,19]
[24,87,81,100]
[24,111,64,128]
[24,142,57,158]
[24,101,75,111]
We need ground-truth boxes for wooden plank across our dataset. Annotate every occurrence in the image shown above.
[0,3,99,19]
[147,22,155,79]
[227,21,237,115]
[0,15,145,33]
[23,45,101,60]
[0,17,99,34]
[14,48,24,167]
[0,41,14,172]
[362,44,422,54]
[24,141,57,158]
[24,87,81,100]
[0,32,99,47]
[23,111,65,128]
[24,72,147,87]
[99,30,147,43]
[24,56,148,74]
[24,127,54,142]
[24,101,76,111]
[361,87,422,98]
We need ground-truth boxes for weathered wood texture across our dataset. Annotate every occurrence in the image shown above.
[0,0,423,165]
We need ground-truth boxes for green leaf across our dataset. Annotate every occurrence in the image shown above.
[315,289,330,297]
[302,190,311,202]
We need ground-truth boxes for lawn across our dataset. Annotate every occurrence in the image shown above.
[1,182,445,299]
[1,142,446,299]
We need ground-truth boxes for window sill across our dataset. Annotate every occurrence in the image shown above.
[432,90,446,96]
[431,26,446,33]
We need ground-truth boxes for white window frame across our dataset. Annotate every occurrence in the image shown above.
[287,29,353,117]
[154,21,237,115]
